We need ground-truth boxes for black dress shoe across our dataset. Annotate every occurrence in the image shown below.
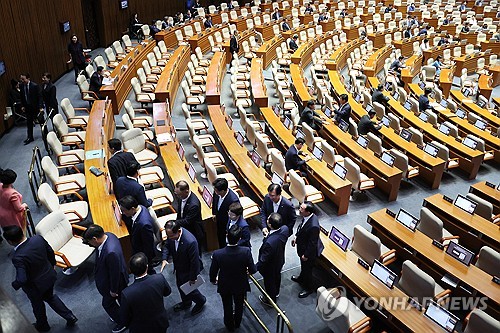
[173,302,192,312]
[191,299,206,316]
[298,290,313,298]
[66,315,78,327]
[33,323,51,332]
[291,275,302,283]
[259,295,273,307]
[24,138,34,145]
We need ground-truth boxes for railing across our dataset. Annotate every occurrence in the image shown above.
[27,146,45,205]
[25,207,36,237]
[245,274,294,333]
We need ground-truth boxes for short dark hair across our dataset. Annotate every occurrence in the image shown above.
[268,212,283,230]
[398,56,404,60]
[42,72,52,80]
[0,169,17,185]
[267,183,282,195]
[436,55,442,61]
[97,66,104,72]
[119,195,138,210]
[175,180,189,192]
[229,202,243,216]
[227,225,241,245]
[295,137,306,145]
[213,178,229,192]
[424,87,433,95]
[129,252,148,276]
[126,162,141,177]
[307,100,315,106]
[302,200,316,214]
[108,138,122,151]
[164,220,181,233]
[368,109,377,115]
[3,225,24,243]
[82,224,105,240]
[20,73,30,79]
[339,94,348,102]
[424,38,429,43]
[377,84,384,91]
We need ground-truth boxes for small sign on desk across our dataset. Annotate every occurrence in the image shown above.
[85,149,103,160]
[156,132,174,145]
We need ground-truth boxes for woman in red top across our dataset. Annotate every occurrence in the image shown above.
[0,169,27,239]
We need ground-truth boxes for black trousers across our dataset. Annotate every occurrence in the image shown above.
[216,219,227,249]
[262,268,281,302]
[25,108,35,140]
[298,257,315,291]
[220,293,245,330]
[101,293,122,325]
[26,285,73,326]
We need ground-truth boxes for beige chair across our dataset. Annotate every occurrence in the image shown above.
[38,183,88,224]
[205,159,239,189]
[408,127,424,146]
[316,286,372,333]
[372,101,385,120]
[104,47,120,68]
[474,246,500,276]
[121,128,158,165]
[463,309,500,333]
[465,135,494,161]
[270,149,289,182]
[76,74,98,106]
[431,141,459,170]
[421,65,437,84]
[52,114,85,147]
[35,211,94,274]
[182,81,205,110]
[60,98,89,130]
[42,156,85,195]
[124,100,153,129]
[390,149,419,179]
[418,207,459,245]
[351,225,396,266]
[387,113,400,132]
[122,114,154,141]
[185,71,206,94]
[193,135,225,178]
[344,157,375,194]
[288,169,324,204]
[131,77,155,107]
[181,103,209,133]
[367,132,383,155]
[186,118,215,154]
[47,132,85,167]
[255,132,280,164]
[302,123,325,150]
[398,260,451,307]
[136,68,156,92]
[144,186,175,212]
[466,193,500,224]
[321,141,344,168]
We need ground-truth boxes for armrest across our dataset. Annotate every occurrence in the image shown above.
[380,249,396,263]
[134,116,153,126]
[434,289,452,305]
[348,317,371,333]
[53,251,72,268]
[57,151,83,164]
[74,107,90,113]
[71,116,88,125]
[441,235,460,243]
[190,111,205,118]
[63,209,84,222]
[72,224,87,232]
[138,93,154,101]
[57,191,84,201]
[145,140,159,154]
[82,90,99,100]
[55,179,84,191]
[57,165,81,174]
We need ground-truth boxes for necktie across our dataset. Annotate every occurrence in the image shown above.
[25,83,29,101]
[297,217,305,233]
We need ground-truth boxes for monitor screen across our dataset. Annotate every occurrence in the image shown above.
[120,0,129,9]
[354,92,362,103]
[419,112,429,122]
[393,92,400,101]
[329,225,350,251]
[60,21,71,33]
[365,104,374,114]
[382,115,390,127]
[226,115,233,129]
[296,129,305,139]
[381,151,395,167]
[474,119,487,131]
[333,163,347,180]
[445,242,474,266]
[456,109,466,119]
[272,172,284,186]
[251,150,262,167]
[338,119,349,132]
[156,119,166,127]
[463,88,473,97]
[188,163,197,182]
[202,186,213,208]
[400,129,412,142]
[385,81,392,90]
[438,124,450,135]
[462,137,478,149]
[273,104,281,116]
[370,260,397,289]
[0,61,5,77]
[454,194,477,215]
[423,143,439,157]
[440,99,448,108]
[476,99,486,108]
[418,82,425,89]
[324,107,332,118]
[236,131,245,146]
[396,209,419,231]
[424,301,459,333]
[356,135,369,148]
[403,100,412,111]
[177,143,185,160]
[312,145,324,161]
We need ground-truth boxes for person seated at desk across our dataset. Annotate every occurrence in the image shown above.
[408,3,416,12]
[175,12,184,24]
[272,7,280,20]
[300,100,327,130]
[89,66,104,99]
[419,38,430,55]
[318,10,328,23]
[442,15,450,25]
[281,18,291,32]
[432,55,448,77]
[289,34,299,52]
[185,10,193,22]
[480,23,489,33]
[459,1,467,12]
[437,35,450,46]
[285,137,309,177]
[418,25,428,36]
[404,26,413,39]
[475,0,483,6]
[385,4,393,13]
[204,16,213,29]
[305,3,314,14]
[390,56,406,75]
[418,87,436,113]
[461,22,471,33]
[339,8,348,18]
[372,84,390,105]
[333,94,352,125]
[358,109,382,137]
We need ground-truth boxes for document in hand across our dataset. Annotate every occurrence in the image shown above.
[180,274,205,295]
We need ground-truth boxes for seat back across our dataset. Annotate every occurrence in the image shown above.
[41,156,60,185]
[38,183,60,213]
[255,133,270,164]
[390,149,409,175]
[344,157,360,189]
[47,131,63,156]
[398,260,437,305]
[466,135,485,152]
[122,113,134,131]
[35,211,72,252]
[288,169,307,203]
[388,113,400,132]
[367,132,383,155]
[302,123,317,149]
[475,246,500,276]
[321,141,336,167]
[408,127,424,146]
[443,121,458,138]
[124,100,137,120]
[463,309,500,333]
[53,114,69,137]
[112,40,124,55]
[466,193,493,220]
[316,287,353,333]
[121,128,145,154]
[431,141,450,161]
[205,159,218,184]
[418,207,444,240]
[270,150,287,180]
[104,47,116,62]
[351,225,382,265]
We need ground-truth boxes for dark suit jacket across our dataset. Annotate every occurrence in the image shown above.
[372,90,389,105]
[404,30,412,38]
[89,72,103,94]
[20,81,42,112]
[289,39,298,51]
[357,114,381,136]
[162,228,201,284]
[120,274,171,333]
[212,189,240,230]
[285,144,305,171]
[226,216,251,248]
[95,233,129,296]
[130,206,156,263]
[418,94,432,112]
[257,226,289,275]
[114,176,152,208]
[177,192,204,242]
[295,214,324,260]
[210,245,256,294]
[281,22,291,31]
[260,195,296,235]
[299,106,320,128]
[11,235,58,296]
[334,102,352,124]
[272,12,280,20]
[204,20,213,28]
[41,82,58,110]
[107,151,139,188]
[230,36,239,54]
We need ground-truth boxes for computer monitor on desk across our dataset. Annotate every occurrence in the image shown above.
[423,143,439,158]
[338,119,349,132]
[328,225,350,252]
[454,194,477,214]
[251,150,262,167]
[333,163,347,180]
[424,301,459,333]
[187,163,197,182]
[271,172,284,186]
[419,112,429,122]
[462,137,478,150]
[284,116,292,130]
[226,115,233,129]
[356,135,369,149]
[202,186,213,208]
[445,242,474,266]
[381,115,390,127]
[381,151,395,167]
[403,100,412,111]
[312,144,324,161]
[400,128,412,142]
[236,131,245,146]
[396,209,419,231]
[370,260,397,289]
[177,143,185,160]
[438,124,450,135]
[474,119,487,131]
[296,129,305,139]
[455,108,466,119]
[324,107,332,118]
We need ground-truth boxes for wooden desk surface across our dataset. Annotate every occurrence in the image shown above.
[291,31,334,65]
[290,64,313,107]
[326,38,364,71]
[423,193,500,253]
[101,40,156,115]
[439,68,454,98]
[478,73,494,100]
[188,24,226,53]
[250,58,268,107]
[155,19,203,48]
[260,107,352,215]
[454,52,486,76]
[364,45,392,77]
[155,45,191,103]
[489,64,500,88]
[254,23,276,41]
[469,181,500,214]
[368,209,500,307]
[205,51,226,105]
[450,89,500,131]
[255,35,282,69]
[319,233,446,333]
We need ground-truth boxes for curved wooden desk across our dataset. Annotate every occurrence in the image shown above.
[364,45,392,78]
[255,35,283,69]
[154,45,191,103]
[250,58,268,107]
[206,51,226,105]
[469,181,500,215]
[450,89,500,131]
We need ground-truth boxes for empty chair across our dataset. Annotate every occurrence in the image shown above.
[38,183,88,224]
[52,114,85,147]
[390,149,419,179]
[122,34,136,52]
[112,40,126,59]
[398,260,451,307]
[47,132,84,167]
[205,159,239,189]
[181,81,205,110]
[316,286,372,333]
[474,246,500,276]
[344,157,375,195]
[121,128,158,165]
[181,103,209,133]
[35,211,94,274]
[431,141,459,169]
[131,77,155,107]
[124,100,153,129]
[255,132,280,165]
[288,170,324,204]
[193,135,225,178]
[367,132,383,155]
[321,141,344,168]
[465,135,494,161]
[408,127,424,146]
[270,149,289,183]
[466,193,500,223]
[418,207,459,245]
[387,113,400,132]
[463,309,500,333]
[104,48,119,68]
[122,114,154,141]
[302,123,325,150]
[372,102,385,120]
[42,156,85,195]
[351,225,396,266]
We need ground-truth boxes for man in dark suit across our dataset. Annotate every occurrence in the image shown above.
[119,196,157,274]
[89,66,104,99]
[272,8,280,20]
[204,16,213,29]
[300,100,326,130]
[289,34,299,52]
[82,225,128,333]
[107,138,139,192]
[333,93,352,125]
[174,180,204,255]
[229,31,239,69]
[404,26,412,39]
[4,226,78,332]
[357,110,382,137]
[41,72,58,121]
[114,162,152,208]
[418,87,435,113]
[161,220,206,316]
[212,178,240,248]
[19,73,43,145]
[285,137,309,177]
[227,202,251,247]
[210,225,257,331]
[260,184,296,237]
[291,201,324,298]
[257,213,289,305]
[281,18,291,32]
[372,84,390,105]
[121,253,171,333]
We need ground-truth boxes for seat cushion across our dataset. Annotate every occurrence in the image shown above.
[57,237,95,267]
[139,166,164,185]
[239,196,260,219]
[146,187,174,204]
[380,243,396,264]
[359,173,375,190]
[59,149,85,166]
[56,174,86,193]
[68,117,88,128]
[134,149,158,165]
[60,201,89,222]
[305,185,324,203]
